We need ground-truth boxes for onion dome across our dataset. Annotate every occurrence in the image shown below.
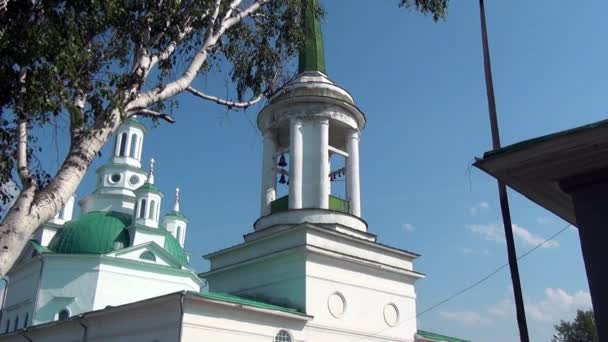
[48,211,131,254]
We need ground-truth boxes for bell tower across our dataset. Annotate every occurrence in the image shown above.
[256,0,366,233]
[204,3,422,339]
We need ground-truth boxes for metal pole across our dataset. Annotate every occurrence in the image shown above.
[479,1,530,341]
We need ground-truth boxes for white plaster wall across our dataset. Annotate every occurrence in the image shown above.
[1,260,41,332]
[182,300,308,342]
[305,253,417,341]
[34,256,100,324]
[32,226,59,247]
[80,194,135,215]
[93,261,200,310]
[114,248,172,267]
[206,251,306,311]
[307,229,415,270]
[131,228,165,247]
[0,296,181,342]
[208,228,306,270]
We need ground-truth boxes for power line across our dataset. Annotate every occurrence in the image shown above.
[349,223,572,341]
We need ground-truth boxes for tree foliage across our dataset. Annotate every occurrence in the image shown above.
[0,0,448,277]
[552,310,598,342]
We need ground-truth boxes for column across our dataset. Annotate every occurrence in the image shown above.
[260,130,277,216]
[319,119,330,209]
[346,129,361,217]
[562,179,608,342]
[289,118,303,209]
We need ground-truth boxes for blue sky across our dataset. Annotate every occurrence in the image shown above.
[22,0,608,341]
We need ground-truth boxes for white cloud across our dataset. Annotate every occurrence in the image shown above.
[465,223,504,243]
[469,202,490,216]
[513,224,559,248]
[465,223,559,249]
[439,310,491,326]
[402,223,416,232]
[487,288,592,323]
[527,288,592,322]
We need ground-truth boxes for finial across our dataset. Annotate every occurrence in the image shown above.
[148,158,155,184]
[298,0,326,74]
[173,187,180,212]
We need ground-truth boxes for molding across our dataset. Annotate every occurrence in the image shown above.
[188,295,312,321]
[304,322,412,342]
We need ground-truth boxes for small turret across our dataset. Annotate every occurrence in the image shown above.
[133,159,163,228]
[163,188,189,247]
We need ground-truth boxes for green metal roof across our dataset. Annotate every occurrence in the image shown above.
[47,211,188,265]
[481,118,608,160]
[191,292,305,316]
[163,231,188,265]
[417,330,471,342]
[164,210,188,220]
[298,0,325,74]
[135,183,163,194]
[48,211,131,254]
[30,240,52,254]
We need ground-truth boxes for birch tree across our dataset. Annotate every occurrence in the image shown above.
[0,0,448,278]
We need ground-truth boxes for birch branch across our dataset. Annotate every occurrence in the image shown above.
[137,109,177,123]
[127,0,269,113]
[186,86,265,109]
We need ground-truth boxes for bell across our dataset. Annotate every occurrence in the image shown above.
[279,174,287,184]
[278,154,287,167]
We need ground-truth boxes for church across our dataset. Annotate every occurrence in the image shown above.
[0,1,468,341]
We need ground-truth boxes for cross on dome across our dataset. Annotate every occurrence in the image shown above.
[174,187,180,212]
[148,158,155,184]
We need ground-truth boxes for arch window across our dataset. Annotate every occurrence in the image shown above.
[139,251,156,261]
[176,226,182,242]
[139,199,147,219]
[13,317,18,331]
[5,319,9,333]
[149,200,156,220]
[129,134,138,158]
[57,308,70,321]
[118,132,128,157]
[274,330,292,342]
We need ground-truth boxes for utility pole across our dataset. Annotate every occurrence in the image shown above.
[478,1,530,341]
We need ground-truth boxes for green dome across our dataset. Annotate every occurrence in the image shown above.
[49,211,131,254]
[163,232,188,265]
[49,211,189,266]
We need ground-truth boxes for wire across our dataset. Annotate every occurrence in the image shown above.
[349,223,572,341]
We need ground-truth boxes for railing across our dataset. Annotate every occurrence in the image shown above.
[269,195,350,214]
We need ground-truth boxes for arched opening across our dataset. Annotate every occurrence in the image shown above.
[23,313,28,328]
[129,134,138,158]
[118,132,128,156]
[274,329,292,342]
[149,200,156,219]
[5,319,10,333]
[176,226,182,242]
[139,251,156,261]
[57,308,70,321]
[139,199,147,219]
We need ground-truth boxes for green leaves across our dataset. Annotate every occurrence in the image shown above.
[552,310,598,342]
[399,0,449,21]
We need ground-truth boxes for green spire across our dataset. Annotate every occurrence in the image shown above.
[298,0,326,74]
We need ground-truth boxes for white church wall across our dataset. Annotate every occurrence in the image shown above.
[0,294,181,342]
[1,260,41,333]
[92,259,200,311]
[182,298,309,342]
[206,251,306,311]
[304,252,418,341]
[208,228,306,270]
[34,255,101,324]
[307,228,415,270]
[130,227,165,247]
[33,225,60,247]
